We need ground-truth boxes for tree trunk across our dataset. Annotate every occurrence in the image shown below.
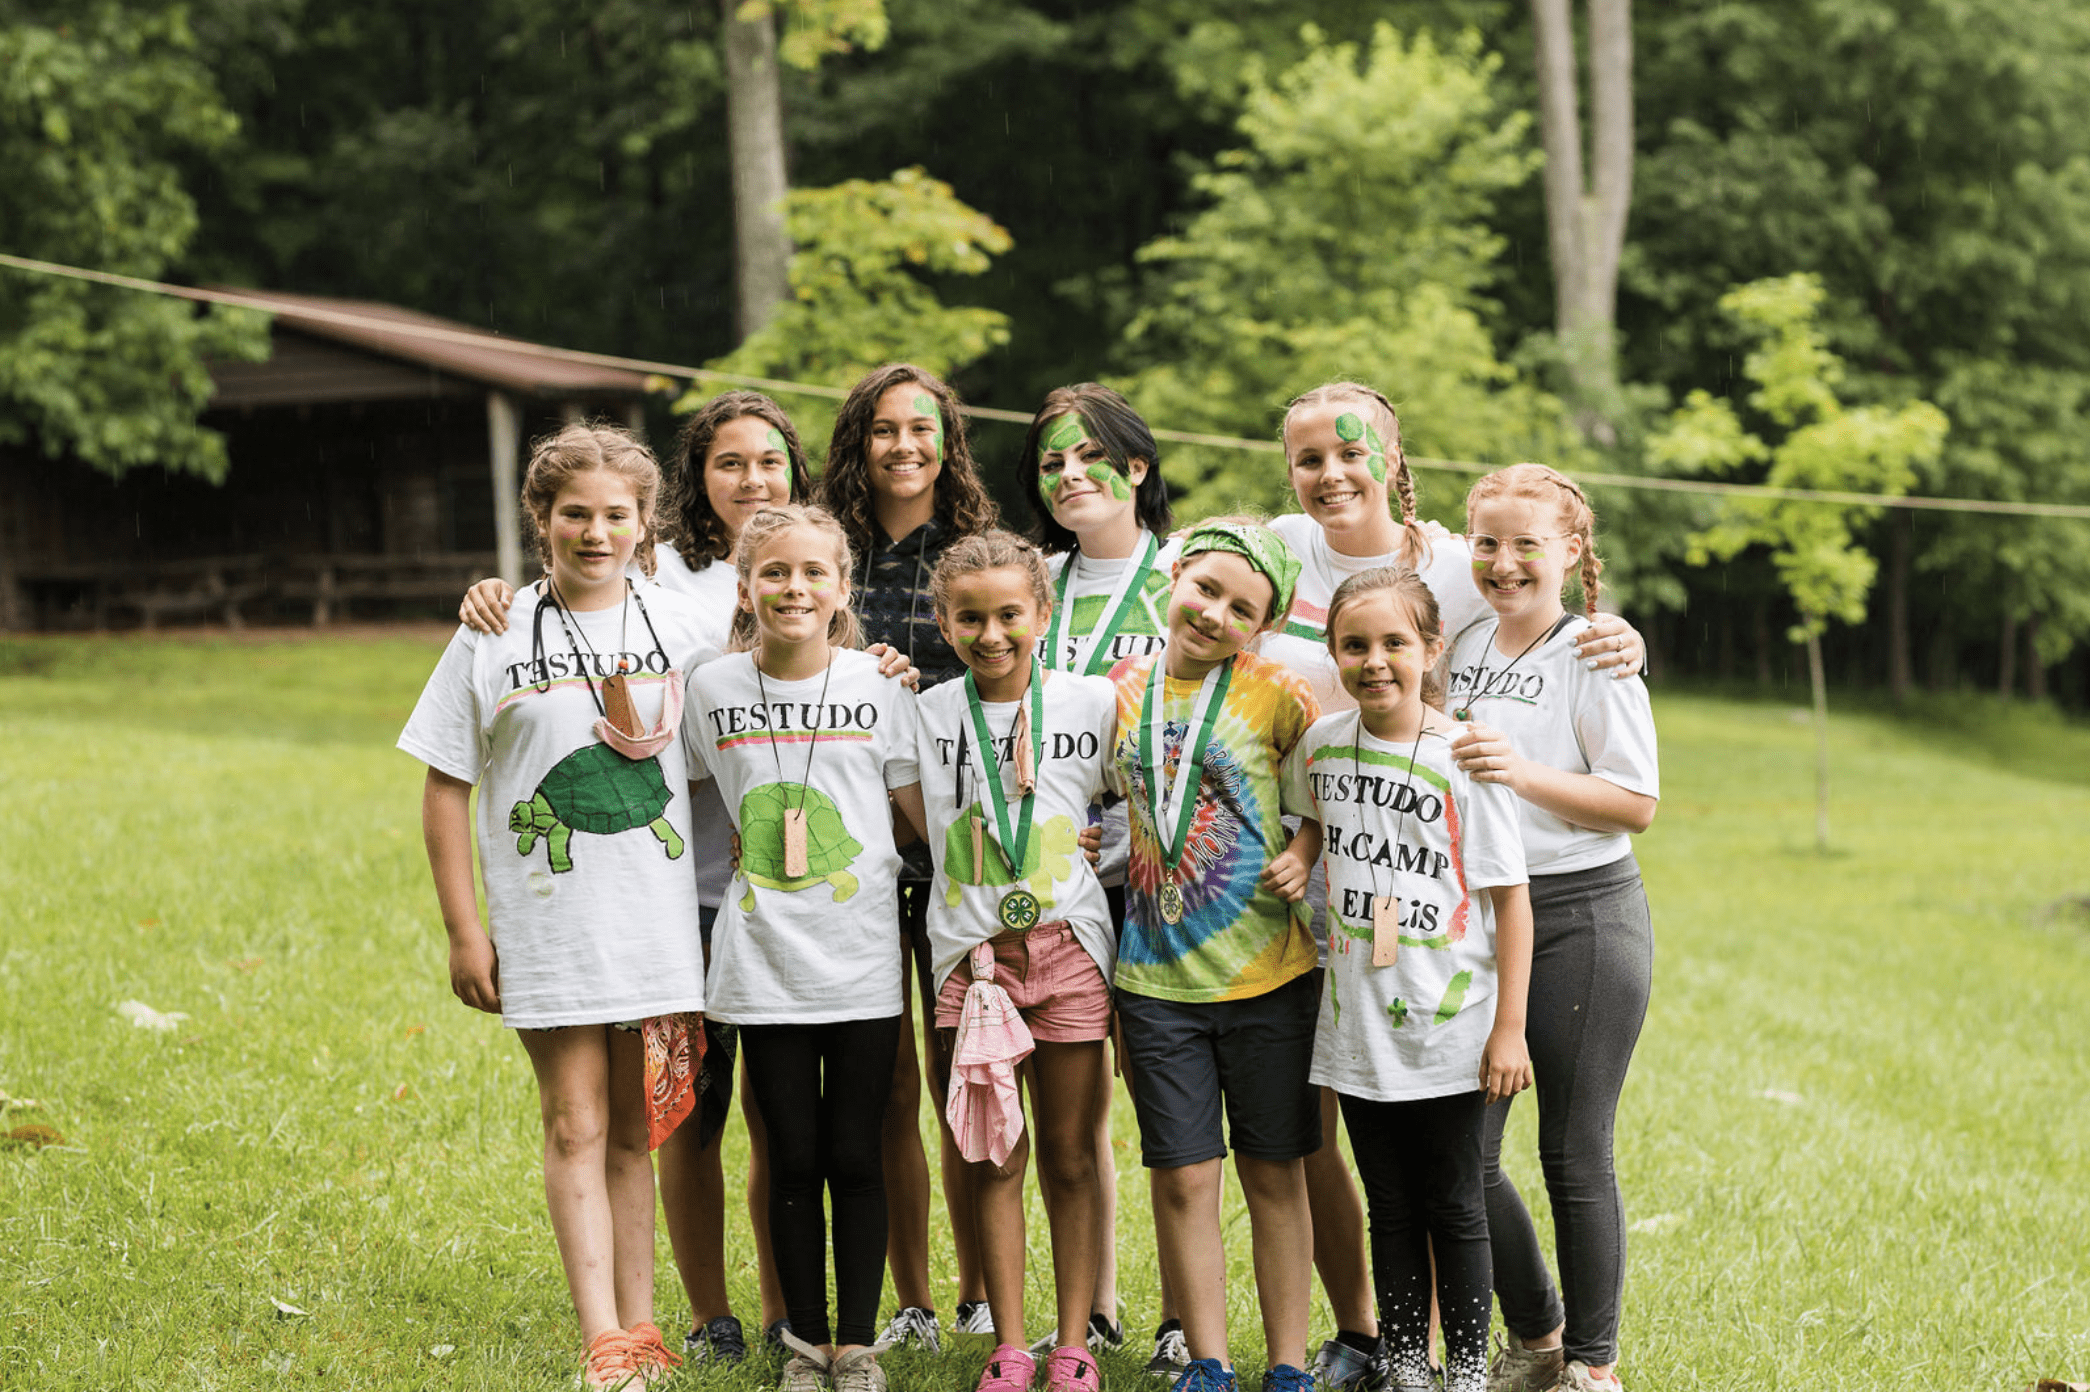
[1998,611,2018,698]
[1886,510,1912,701]
[722,0,792,342]
[1806,628,1830,853]
[1530,0,1633,445]
[2026,612,2048,702]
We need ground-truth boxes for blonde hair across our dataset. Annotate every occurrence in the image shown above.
[1325,565,1447,710]
[728,504,864,652]
[1463,463,1603,612]
[521,422,661,579]
[930,529,1054,621]
[1282,382,1427,570]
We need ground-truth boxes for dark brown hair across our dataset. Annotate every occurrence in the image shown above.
[1325,564,1448,709]
[521,422,660,578]
[1017,383,1174,554]
[816,363,997,564]
[660,391,814,571]
[1463,463,1604,612]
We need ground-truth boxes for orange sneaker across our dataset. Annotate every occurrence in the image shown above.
[625,1323,685,1389]
[579,1328,643,1391]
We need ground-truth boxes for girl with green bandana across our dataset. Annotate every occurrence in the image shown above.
[817,363,1002,1350]
[1102,517,1324,1392]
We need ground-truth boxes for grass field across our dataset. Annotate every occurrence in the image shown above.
[2,632,2086,1391]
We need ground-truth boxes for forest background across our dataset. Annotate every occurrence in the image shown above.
[5,0,2090,707]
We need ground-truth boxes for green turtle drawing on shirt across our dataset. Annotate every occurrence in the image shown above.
[738,781,863,909]
[942,808,1080,908]
[511,743,686,874]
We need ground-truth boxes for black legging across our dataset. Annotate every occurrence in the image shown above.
[1482,853,1652,1368]
[1340,1090,1492,1392]
[741,1014,904,1346]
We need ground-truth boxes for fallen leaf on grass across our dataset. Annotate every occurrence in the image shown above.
[404,1024,427,1039]
[226,957,264,973]
[391,1083,411,1101]
[4,1123,66,1148]
[270,1297,310,1318]
[137,917,160,929]
[115,1001,189,1032]
[1756,1088,1805,1106]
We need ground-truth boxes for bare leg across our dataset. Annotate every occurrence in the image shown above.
[974,1128,1033,1348]
[1029,1040,1104,1348]
[657,1110,730,1326]
[925,1011,986,1309]
[741,1057,786,1329]
[1149,1160,1229,1363]
[1036,1041,1122,1332]
[1304,1086,1377,1338]
[605,1028,657,1329]
[1235,1154,1313,1372]
[518,1026,631,1341]
[883,930,934,1311]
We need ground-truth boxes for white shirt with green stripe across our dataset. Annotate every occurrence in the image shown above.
[1282,715,1527,1102]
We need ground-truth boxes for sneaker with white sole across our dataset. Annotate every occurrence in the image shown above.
[876,1306,942,1354]
[1556,1362,1620,1392]
[1485,1333,1564,1392]
[776,1329,834,1392]
[831,1342,894,1392]
[1027,1312,1126,1361]
[686,1314,749,1367]
[953,1301,998,1337]
[1145,1321,1190,1383]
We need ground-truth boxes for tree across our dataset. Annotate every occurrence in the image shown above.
[1649,275,1948,848]
[1118,23,1578,523]
[0,5,268,482]
[676,166,1011,460]
[1529,0,1632,444]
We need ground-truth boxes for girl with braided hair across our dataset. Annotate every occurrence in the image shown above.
[1444,464,1660,1392]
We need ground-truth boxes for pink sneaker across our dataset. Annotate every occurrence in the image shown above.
[974,1343,1037,1392]
[1043,1346,1101,1392]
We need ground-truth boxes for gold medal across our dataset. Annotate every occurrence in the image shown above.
[999,889,1041,932]
[1158,881,1185,924]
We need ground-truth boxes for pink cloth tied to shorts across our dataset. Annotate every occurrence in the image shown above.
[945,940,1036,1166]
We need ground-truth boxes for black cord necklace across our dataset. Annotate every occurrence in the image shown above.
[1452,613,1574,722]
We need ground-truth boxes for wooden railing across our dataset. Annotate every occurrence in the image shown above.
[15,551,503,629]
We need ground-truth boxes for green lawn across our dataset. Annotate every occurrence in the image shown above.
[2,633,2086,1391]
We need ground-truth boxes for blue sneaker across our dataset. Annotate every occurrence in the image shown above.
[1263,1363,1317,1392]
[1171,1358,1239,1392]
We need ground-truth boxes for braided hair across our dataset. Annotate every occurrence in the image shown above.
[1282,381,1427,569]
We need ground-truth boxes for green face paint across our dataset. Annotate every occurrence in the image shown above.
[1086,460,1133,501]
[1226,614,1256,637]
[759,591,786,608]
[1335,412,1365,443]
[1004,623,1031,639]
[1041,414,1086,455]
[910,392,942,463]
[1175,603,1205,629]
[1364,423,1388,483]
[765,426,787,454]
[608,525,635,538]
[953,630,977,646]
[1037,471,1062,508]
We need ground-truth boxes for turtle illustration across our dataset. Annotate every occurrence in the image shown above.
[942,809,1079,908]
[510,743,686,874]
[738,781,863,908]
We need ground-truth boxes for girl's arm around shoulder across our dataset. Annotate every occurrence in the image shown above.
[422,768,499,1015]
[1452,661,1658,837]
[1261,817,1321,904]
[1479,881,1533,1103]
[1066,672,1121,804]
[880,672,924,790]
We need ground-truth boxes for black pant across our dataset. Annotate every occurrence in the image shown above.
[741,1014,903,1346]
[1340,1090,1492,1392]
[1482,854,1652,1367]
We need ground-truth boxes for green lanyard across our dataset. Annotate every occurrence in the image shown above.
[1136,656,1233,868]
[962,659,1046,877]
[1045,532,1161,675]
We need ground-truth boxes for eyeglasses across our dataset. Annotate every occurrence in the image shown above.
[1466,533,1561,559]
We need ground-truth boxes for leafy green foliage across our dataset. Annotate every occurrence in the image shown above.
[1653,275,1948,638]
[1117,23,1579,521]
[747,0,889,71]
[675,167,1012,458]
[0,5,268,480]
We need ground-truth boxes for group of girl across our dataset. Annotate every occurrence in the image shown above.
[399,366,1659,1392]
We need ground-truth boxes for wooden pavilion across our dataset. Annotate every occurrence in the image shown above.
[0,290,652,629]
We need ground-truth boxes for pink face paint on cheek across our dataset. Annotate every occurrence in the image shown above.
[1175,603,1205,629]
[1226,614,1256,637]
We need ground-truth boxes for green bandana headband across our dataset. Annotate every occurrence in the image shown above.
[1180,521,1301,625]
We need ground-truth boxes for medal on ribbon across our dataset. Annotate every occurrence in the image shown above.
[965,659,1049,932]
[1136,657,1232,928]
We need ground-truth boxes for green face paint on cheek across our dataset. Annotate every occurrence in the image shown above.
[766,427,787,453]
[1037,472,1061,508]
[1364,423,1388,483]
[1004,624,1031,639]
[759,592,785,608]
[1086,461,1133,501]
[954,631,977,646]
[913,393,942,461]
[1227,614,1256,637]
[609,525,635,538]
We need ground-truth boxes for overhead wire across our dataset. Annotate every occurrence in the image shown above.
[5,250,2088,522]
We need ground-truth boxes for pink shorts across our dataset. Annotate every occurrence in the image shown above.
[934,923,1112,1043]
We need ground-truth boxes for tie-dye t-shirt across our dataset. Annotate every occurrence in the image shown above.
[1105,649,1321,1003]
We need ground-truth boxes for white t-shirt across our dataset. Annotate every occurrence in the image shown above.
[397,582,715,1029]
[685,648,922,1024]
[1043,536,1180,889]
[1284,716,1527,1101]
[1444,615,1660,875]
[653,539,742,911]
[913,670,1119,992]
[1260,513,1490,716]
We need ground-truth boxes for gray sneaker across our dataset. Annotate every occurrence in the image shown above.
[876,1307,941,1353]
[1311,1338,1383,1392]
[831,1343,893,1392]
[953,1301,997,1337]
[776,1330,834,1392]
[1554,1362,1619,1392]
[1485,1333,1564,1392]
[1144,1322,1190,1383]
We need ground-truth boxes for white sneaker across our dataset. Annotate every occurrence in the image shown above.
[1556,1361,1621,1392]
[876,1306,942,1354]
